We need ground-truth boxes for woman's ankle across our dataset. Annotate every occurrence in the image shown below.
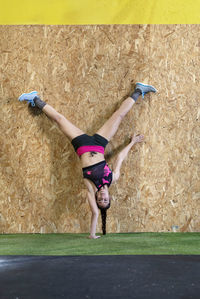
[34,96,47,110]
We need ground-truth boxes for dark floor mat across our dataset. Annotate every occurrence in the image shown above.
[0,255,199,299]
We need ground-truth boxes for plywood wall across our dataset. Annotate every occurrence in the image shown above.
[0,25,199,233]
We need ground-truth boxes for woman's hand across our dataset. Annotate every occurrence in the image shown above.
[88,235,101,239]
[131,133,144,144]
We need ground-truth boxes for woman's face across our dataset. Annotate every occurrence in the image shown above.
[96,185,110,208]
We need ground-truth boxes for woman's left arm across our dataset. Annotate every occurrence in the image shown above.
[112,134,144,182]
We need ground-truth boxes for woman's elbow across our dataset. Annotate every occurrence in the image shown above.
[113,171,120,182]
[92,210,99,217]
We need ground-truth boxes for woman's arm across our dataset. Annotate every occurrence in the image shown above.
[112,134,144,182]
[87,191,100,239]
[84,179,101,239]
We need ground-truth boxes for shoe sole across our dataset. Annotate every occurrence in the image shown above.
[136,82,158,93]
[18,91,38,101]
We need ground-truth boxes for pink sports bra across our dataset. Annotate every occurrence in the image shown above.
[82,160,113,190]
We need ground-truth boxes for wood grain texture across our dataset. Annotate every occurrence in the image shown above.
[0,25,199,233]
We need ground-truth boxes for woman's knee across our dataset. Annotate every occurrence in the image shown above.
[119,111,126,120]
[55,113,64,123]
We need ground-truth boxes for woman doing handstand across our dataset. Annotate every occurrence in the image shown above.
[18,83,157,239]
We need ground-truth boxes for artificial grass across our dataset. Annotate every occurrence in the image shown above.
[0,233,199,255]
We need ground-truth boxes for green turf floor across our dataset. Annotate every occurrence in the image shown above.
[0,233,199,255]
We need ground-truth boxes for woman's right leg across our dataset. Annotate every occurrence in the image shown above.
[96,97,135,141]
[42,104,84,141]
[95,83,157,141]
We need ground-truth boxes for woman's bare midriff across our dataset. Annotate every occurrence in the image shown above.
[80,152,105,168]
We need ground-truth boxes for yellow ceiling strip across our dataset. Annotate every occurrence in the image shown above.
[0,0,200,24]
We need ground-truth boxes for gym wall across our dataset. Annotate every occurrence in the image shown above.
[0,25,199,233]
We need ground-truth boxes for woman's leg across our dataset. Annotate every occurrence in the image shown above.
[18,91,85,140]
[42,104,84,141]
[95,82,157,141]
[96,97,135,141]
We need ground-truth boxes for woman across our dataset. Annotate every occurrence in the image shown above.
[18,82,157,239]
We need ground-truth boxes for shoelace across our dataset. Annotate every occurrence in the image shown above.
[141,91,145,99]
[28,99,36,107]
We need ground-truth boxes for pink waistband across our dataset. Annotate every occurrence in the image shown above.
[77,145,105,156]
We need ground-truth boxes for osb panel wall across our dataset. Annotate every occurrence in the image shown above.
[0,25,199,233]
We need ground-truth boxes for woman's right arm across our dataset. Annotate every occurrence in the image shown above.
[112,134,144,182]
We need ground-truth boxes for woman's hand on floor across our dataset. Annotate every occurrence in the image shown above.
[88,235,101,239]
[132,133,144,144]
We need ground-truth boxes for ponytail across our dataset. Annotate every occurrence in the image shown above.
[100,209,107,235]
[95,192,111,235]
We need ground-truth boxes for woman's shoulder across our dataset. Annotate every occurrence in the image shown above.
[83,178,96,193]
[105,162,118,183]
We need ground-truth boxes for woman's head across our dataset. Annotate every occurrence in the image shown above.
[95,185,111,235]
[95,184,110,209]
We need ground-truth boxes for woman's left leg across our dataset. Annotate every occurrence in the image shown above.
[43,104,84,141]
[18,91,84,140]
[96,97,135,141]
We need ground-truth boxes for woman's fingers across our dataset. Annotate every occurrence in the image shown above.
[88,235,101,239]
[138,135,144,142]
[132,134,144,143]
